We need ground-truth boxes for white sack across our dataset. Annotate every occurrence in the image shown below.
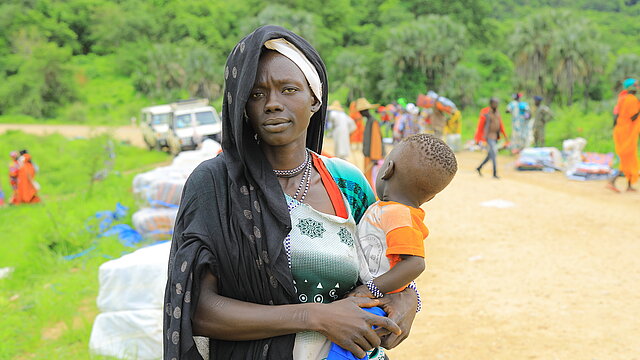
[89,309,163,360]
[96,241,171,312]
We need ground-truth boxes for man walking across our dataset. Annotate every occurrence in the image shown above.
[475,97,508,179]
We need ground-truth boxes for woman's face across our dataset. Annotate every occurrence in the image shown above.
[246,51,320,148]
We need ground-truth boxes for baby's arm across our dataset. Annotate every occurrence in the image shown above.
[349,255,425,298]
[370,255,425,294]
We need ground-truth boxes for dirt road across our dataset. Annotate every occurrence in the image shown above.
[375,151,640,359]
[0,123,146,147]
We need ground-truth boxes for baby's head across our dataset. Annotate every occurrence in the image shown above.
[375,134,457,206]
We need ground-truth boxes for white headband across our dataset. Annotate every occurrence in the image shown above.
[264,38,322,104]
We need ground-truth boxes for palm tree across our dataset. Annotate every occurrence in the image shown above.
[381,15,467,98]
[509,11,560,97]
[610,54,640,91]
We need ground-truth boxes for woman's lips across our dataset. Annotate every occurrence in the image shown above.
[263,118,291,132]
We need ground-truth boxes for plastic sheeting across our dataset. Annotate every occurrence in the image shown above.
[96,241,171,312]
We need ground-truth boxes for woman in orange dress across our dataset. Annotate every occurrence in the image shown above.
[12,153,40,204]
[609,78,640,192]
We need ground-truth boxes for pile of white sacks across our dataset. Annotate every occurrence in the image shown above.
[89,140,221,360]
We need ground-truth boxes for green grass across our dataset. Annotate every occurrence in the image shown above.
[0,131,169,359]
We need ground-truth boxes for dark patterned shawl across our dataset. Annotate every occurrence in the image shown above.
[164,25,328,360]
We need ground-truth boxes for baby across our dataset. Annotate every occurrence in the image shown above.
[352,133,458,298]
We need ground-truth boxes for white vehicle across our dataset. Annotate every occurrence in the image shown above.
[166,99,222,155]
[140,104,173,150]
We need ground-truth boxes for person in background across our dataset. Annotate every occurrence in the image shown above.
[327,101,356,160]
[532,96,554,147]
[359,97,385,187]
[348,100,364,153]
[8,151,19,203]
[12,152,40,204]
[506,93,531,153]
[475,97,508,179]
[427,106,447,140]
[608,78,640,192]
[444,109,462,152]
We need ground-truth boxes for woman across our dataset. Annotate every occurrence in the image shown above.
[12,153,40,204]
[609,78,640,192]
[164,26,419,360]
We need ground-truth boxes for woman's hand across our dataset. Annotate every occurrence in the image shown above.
[347,284,374,298]
[309,297,401,359]
[375,288,418,349]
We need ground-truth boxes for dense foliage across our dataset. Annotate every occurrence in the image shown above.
[0,0,639,123]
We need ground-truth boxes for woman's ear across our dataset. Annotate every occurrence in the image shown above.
[380,160,395,180]
[310,97,321,113]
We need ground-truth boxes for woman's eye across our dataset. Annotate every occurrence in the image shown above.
[283,88,297,94]
[251,91,264,98]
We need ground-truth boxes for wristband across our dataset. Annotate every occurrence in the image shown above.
[366,279,385,298]
[407,281,422,313]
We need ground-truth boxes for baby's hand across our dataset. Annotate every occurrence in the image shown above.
[347,284,374,298]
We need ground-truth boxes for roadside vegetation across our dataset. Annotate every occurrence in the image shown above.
[0,131,169,359]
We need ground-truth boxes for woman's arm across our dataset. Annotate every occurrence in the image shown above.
[376,287,419,349]
[193,270,401,359]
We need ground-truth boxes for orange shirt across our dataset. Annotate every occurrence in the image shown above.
[356,201,429,292]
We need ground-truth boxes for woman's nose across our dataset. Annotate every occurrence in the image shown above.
[264,92,284,113]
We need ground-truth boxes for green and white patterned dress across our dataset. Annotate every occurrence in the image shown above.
[286,193,360,359]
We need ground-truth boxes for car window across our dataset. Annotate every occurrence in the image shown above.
[195,111,219,126]
[175,114,192,129]
[152,113,171,125]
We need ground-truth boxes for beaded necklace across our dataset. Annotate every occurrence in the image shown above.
[272,150,310,178]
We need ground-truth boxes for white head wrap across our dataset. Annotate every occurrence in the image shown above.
[264,38,323,104]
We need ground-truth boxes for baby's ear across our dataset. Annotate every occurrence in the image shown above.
[380,160,395,180]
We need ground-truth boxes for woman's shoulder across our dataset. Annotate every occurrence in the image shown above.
[317,154,376,223]
[318,155,365,180]
[184,154,228,190]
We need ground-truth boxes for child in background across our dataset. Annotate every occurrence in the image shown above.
[351,133,457,298]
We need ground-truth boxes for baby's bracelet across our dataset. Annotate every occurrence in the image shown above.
[366,279,385,298]
[407,281,422,313]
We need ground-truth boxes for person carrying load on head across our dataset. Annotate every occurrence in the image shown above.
[608,78,640,192]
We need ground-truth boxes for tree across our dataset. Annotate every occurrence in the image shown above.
[510,10,607,105]
[241,4,318,46]
[132,41,224,101]
[509,11,562,98]
[330,47,371,102]
[0,42,77,117]
[379,15,467,101]
[610,54,640,91]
